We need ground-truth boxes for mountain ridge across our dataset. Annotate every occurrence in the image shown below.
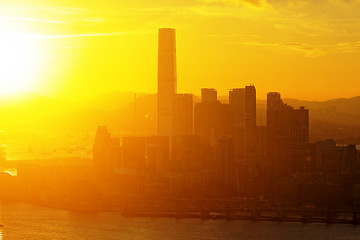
[0,91,358,141]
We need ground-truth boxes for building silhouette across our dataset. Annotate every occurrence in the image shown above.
[229,88,245,159]
[244,85,257,161]
[93,126,120,173]
[172,135,202,171]
[201,88,217,102]
[308,139,358,183]
[146,136,169,174]
[122,136,146,169]
[267,92,309,179]
[218,136,235,192]
[173,94,193,136]
[158,28,177,136]
[229,88,245,127]
[194,88,233,151]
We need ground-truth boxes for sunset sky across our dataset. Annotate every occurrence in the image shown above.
[0,0,359,100]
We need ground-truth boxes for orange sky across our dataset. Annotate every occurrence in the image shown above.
[0,0,359,101]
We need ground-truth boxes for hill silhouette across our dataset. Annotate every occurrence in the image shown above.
[0,92,359,142]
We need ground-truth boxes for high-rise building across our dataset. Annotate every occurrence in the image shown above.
[244,85,257,161]
[267,92,309,178]
[229,88,245,126]
[93,126,120,172]
[172,135,202,171]
[229,88,245,159]
[93,126,111,169]
[173,94,193,136]
[201,88,217,102]
[146,136,169,173]
[194,89,233,151]
[158,28,177,136]
[267,92,309,146]
[218,136,235,191]
[122,136,146,169]
[194,88,219,149]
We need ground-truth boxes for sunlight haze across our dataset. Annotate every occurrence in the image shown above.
[0,0,359,100]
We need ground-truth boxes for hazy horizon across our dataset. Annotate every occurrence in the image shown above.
[3,89,360,103]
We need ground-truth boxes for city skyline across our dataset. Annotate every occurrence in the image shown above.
[81,26,358,225]
[0,1,360,238]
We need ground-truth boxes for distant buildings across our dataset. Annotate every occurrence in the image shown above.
[194,86,257,162]
[229,88,245,127]
[229,88,245,159]
[201,88,217,102]
[218,136,235,190]
[5,27,360,211]
[147,136,169,174]
[267,92,309,179]
[93,125,120,172]
[173,94,193,136]
[90,28,360,205]
[310,139,358,183]
[172,135,202,171]
[194,88,233,151]
[122,136,146,169]
[244,86,257,161]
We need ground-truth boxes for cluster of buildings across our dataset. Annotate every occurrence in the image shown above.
[93,28,360,206]
[0,28,359,209]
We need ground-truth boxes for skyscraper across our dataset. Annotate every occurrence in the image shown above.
[218,136,235,192]
[158,28,177,136]
[93,125,120,173]
[244,85,256,161]
[267,92,309,178]
[173,94,193,136]
[229,88,245,159]
[194,89,233,151]
[229,88,245,127]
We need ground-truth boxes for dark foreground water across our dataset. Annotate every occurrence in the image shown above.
[0,202,360,240]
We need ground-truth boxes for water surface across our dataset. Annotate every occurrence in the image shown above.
[0,202,359,240]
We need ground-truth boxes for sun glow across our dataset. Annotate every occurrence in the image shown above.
[0,26,40,95]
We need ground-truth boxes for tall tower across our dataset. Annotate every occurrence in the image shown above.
[229,88,245,159]
[158,28,177,136]
[229,88,245,127]
[244,85,256,161]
